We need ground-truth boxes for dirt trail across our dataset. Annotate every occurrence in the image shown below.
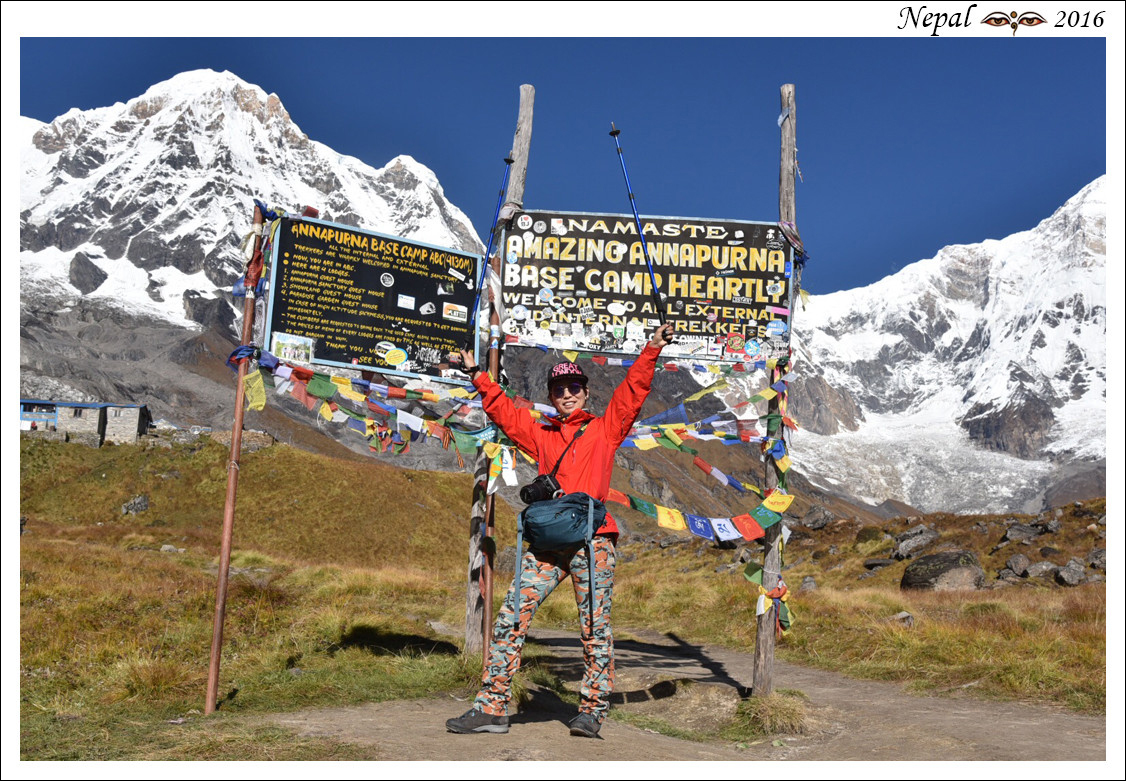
[267,625,1107,762]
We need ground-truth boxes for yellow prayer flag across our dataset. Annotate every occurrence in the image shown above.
[775,454,792,473]
[656,505,687,531]
[331,375,352,387]
[758,387,777,401]
[337,387,366,403]
[563,350,579,362]
[482,441,503,459]
[707,364,721,374]
[686,379,728,402]
[244,371,266,411]
[633,436,660,451]
[447,387,471,399]
[659,426,684,446]
[319,401,334,421]
[762,490,795,513]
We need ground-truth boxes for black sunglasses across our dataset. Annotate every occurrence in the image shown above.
[551,382,587,398]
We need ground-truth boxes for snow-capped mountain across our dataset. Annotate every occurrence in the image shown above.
[20,69,481,332]
[20,69,483,414]
[787,177,1106,513]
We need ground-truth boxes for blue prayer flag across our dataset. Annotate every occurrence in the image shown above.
[686,514,715,540]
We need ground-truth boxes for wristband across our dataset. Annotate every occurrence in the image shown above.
[464,365,481,377]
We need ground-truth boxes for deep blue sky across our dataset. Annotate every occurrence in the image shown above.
[16,34,1111,294]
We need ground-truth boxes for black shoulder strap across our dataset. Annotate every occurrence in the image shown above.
[546,423,589,478]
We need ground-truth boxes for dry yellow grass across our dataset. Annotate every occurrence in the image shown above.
[19,437,1107,762]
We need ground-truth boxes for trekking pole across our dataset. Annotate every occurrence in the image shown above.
[465,156,515,354]
[609,123,667,327]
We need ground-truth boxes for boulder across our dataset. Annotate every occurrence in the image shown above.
[893,528,940,560]
[1086,548,1106,571]
[864,558,896,571]
[996,567,1023,583]
[900,551,985,591]
[1005,553,1031,577]
[887,611,914,628]
[799,506,833,531]
[121,495,149,515]
[1054,559,1087,587]
[798,576,817,591]
[1026,561,1059,579]
[1001,523,1039,543]
[1034,519,1062,534]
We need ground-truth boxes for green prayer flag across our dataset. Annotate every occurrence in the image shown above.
[306,373,338,399]
[452,431,479,456]
[750,504,783,529]
[743,561,763,585]
[629,496,658,518]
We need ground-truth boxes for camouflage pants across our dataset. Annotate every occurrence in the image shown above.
[475,535,616,722]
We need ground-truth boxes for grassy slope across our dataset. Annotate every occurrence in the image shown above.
[18,438,1105,758]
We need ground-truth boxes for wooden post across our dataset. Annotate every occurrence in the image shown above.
[752,83,796,697]
[465,84,535,658]
[205,205,264,714]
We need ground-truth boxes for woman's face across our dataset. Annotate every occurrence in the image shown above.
[550,381,589,418]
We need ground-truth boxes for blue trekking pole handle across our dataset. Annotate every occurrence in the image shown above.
[609,123,667,327]
[465,156,514,353]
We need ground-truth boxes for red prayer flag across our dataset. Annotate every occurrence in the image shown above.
[591,356,607,366]
[386,386,407,399]
[606,488,629,506]
[289,365,314,382]
[693,455,712,473]
[731,513,765,541]
[290,380,318,411]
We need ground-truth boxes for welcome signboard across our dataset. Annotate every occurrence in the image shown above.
[264,217,482,382]
[500,210,794,362]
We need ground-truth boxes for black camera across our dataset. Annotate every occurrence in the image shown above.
[519,473,564,504]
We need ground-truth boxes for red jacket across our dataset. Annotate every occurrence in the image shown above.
[473,345,662,536]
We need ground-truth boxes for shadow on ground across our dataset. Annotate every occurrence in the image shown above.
[331,624,460,657]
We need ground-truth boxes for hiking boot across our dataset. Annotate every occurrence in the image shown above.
[568,712,602,738]
[445,708,509,734]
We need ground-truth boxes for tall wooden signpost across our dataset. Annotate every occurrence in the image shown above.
[753,83,797,697]
[465,85,534,658]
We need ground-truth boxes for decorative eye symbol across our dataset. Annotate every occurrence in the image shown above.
[982,10,1047,35]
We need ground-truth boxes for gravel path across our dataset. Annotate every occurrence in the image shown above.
[267,624,1108,763]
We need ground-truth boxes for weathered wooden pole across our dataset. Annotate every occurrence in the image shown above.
[205,204,265,714]
[465,84,534,658]
[752,83,796,697]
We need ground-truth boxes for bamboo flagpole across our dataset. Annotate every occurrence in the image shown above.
[205,204,265,714]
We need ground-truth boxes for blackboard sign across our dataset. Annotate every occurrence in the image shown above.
[264,217,482,382]
[500,211,794,362]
